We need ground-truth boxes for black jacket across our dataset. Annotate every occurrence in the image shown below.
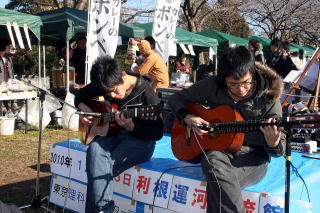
[74,72,163,141]
[266,52,297,78]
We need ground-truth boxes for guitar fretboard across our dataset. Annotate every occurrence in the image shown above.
[101,108,137,123]
[210,117,319,134]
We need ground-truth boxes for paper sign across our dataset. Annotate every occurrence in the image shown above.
[168,176,207,213]
[113,193,137,213]
[114,167,137,197]
[49,174,86,213]
[50,141,88,183]
[241,191,260,213]
[133,168,174,208]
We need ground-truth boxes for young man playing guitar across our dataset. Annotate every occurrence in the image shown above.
[74,55,163,213]
[168,46,286,213]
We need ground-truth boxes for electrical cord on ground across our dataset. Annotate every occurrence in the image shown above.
[193,130,222,213]
[151,165,201,213]
[290,161,313,212]
[151,126,222,213]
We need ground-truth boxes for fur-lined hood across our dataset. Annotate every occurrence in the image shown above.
[255,62,283,103]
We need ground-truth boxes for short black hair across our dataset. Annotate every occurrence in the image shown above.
[90,55,123,93]
[180,53,187,59]
[0,38,12,51]
[281,41,290,52]
[270,38,282,47]
[144,36,155,49]
[217,46,255,87]
[248,39,261,52]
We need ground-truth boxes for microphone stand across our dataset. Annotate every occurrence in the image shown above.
[282,106,293,213]
[284,124,292,213]
[18,78,78,211]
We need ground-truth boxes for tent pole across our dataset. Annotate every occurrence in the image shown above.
[85,0,93,85]
[43,46,46,89]
[66,40,70,92]
[38,42,41,87]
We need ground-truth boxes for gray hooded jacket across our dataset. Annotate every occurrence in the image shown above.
[169,63,286,160]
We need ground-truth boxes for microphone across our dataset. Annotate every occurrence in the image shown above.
[75,111,102,117]
[192,123,205,128]
[192,123,211,131]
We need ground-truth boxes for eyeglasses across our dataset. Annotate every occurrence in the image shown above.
[226,80,255,89]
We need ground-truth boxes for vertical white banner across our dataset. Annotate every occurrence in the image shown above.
[152,0,181,62]
[86,0,121,83]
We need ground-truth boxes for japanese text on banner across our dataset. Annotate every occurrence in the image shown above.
[152,0,181,62]
[86,0,121,83]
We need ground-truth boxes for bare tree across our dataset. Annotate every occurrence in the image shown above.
[240,0,320,45]
[180,0,248,32]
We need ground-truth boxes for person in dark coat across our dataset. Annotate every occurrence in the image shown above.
[169,46,285,213]
[74,55,163,213]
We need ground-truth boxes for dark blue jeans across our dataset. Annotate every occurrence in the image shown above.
[201,150,268,213]
[85,131,155,213]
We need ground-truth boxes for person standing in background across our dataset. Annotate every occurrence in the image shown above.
[0,38,14,84]
[248,39,265,64]
[134,40,169,91]
[70,36,87,85]
[266,38,297,79]
[174,54,192,75]
[0,38,15,114]
[144,36,156,51]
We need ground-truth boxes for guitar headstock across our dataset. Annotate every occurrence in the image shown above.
[289,113,320,129]
[136,105,160,120]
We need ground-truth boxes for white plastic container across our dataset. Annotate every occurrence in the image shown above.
[0,117,15,135]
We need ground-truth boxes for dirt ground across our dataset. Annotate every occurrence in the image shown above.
[0,126,78,212]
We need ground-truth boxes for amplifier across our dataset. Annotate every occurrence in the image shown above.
[291,142,311,153]
[156,87,182,133]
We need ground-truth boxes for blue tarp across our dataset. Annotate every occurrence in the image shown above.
[152,134,320,213]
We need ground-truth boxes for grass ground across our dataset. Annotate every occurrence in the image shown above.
[0,125,78,212]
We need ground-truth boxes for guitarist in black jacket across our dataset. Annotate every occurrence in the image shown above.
[74,55,163,213]
[169,46,285,213]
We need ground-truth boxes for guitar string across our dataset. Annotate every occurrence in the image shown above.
[192,129,222,213]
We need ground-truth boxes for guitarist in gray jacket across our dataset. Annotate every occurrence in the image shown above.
[74,55,163,213]
[169,46,286,213]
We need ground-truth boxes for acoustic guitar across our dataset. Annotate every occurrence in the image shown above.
[171,104,320,162]
[78,100,160,144]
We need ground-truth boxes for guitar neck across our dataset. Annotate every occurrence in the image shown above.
[212,117,319,133]
[102,108,137,123]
